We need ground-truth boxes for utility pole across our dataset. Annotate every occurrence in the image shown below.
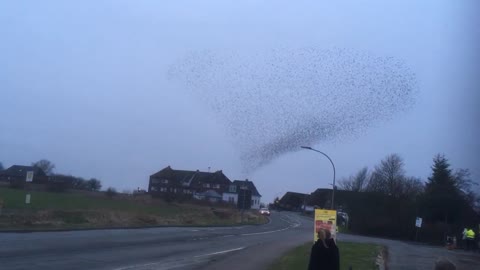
[241,185,247,223]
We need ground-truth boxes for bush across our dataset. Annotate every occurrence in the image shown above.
[9,179,25,189]
[105,187,117,198]
[47,181,69,192]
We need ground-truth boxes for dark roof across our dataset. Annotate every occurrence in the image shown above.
[1,165,46,177]
[232,179,261,197]
[280,191,309,202]
[150,166,231,190]
[279,191,309,209]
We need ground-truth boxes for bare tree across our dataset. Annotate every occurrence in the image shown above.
[339,167,370,192]
[401,176,424,198]
[366,154,424,198]
[452,168,479,209]
[367,154,406,197]
[32,159,55,175]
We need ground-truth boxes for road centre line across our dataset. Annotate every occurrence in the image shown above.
[194,247,245,257]
[240,226,291,236]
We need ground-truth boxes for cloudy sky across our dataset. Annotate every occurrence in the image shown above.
[1,1,479,202]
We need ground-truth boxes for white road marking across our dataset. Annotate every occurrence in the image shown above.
[194,247,245,257]
[112,258,208,270]
[240,227,290,236]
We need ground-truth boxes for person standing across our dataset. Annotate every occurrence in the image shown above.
[308,229,332,270]
[462,228,467,249]
[466,228,476,251]
[325,230,340,270]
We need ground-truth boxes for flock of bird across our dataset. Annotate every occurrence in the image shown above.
[169,48,417,174]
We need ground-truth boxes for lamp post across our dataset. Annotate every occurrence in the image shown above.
[301,146,336,210]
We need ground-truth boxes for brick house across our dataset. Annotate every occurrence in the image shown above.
[0,165,48,184]
[148,166,232,199]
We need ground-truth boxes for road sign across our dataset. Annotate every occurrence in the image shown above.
[25,194,31,204]
[314,209,337,242]
[415,217,422,228]
[26,171,34,182]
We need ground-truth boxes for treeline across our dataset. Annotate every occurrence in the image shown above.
[32,159,103,192]
[311,154,479,244]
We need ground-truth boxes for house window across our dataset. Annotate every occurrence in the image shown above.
[160,187,167,192]
[213,184,220,189]
[229,185,237,193]
[228,197,235,203]
[161,179,169,184]
[151,186,158,192]
[203,183,210,188]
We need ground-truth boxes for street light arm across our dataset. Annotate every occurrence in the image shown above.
[301,146,336,209]
[307,149,336,182]
[301,146,336,181]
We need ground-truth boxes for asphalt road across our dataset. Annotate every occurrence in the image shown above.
[0,211,313,270]
[2,212,479,270]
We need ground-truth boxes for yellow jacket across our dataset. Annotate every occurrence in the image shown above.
[466,229,475,239]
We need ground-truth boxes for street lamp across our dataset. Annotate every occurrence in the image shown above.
[301,146,336,210]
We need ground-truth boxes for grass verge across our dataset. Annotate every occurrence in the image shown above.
[0,187,267,230]
[268,241,382,270]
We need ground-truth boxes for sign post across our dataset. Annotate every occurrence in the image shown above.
[314,209,337,242]
[25,171,34,206]
[415,217,422,241]
[26,171,34,182]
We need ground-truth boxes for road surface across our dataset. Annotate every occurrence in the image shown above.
[2,211,479,270]
[0,211,312,270]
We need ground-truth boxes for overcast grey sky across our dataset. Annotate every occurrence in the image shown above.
[1,1,479,203]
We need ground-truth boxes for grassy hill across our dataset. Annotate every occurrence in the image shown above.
[0,187,267,231]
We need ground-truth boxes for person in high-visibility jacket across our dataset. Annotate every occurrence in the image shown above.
[466,228,476,251]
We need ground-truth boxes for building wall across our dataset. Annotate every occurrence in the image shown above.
[251,195,261,210]
[222,192,238,205]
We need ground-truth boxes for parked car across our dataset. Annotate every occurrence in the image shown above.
[259,208,270,216]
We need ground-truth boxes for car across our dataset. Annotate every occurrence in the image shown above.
[259,208,270,216]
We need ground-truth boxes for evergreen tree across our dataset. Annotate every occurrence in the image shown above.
[421,154,468,224]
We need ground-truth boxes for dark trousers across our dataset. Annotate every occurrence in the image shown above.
[466,239,475,251]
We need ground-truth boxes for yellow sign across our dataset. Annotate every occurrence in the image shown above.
[314,209,337,242]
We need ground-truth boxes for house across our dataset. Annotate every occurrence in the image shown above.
[0,165,48,184]
[148,166,232,198]
[193,190,223,202]
[222,179,262,210]
[278,191,309,211]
